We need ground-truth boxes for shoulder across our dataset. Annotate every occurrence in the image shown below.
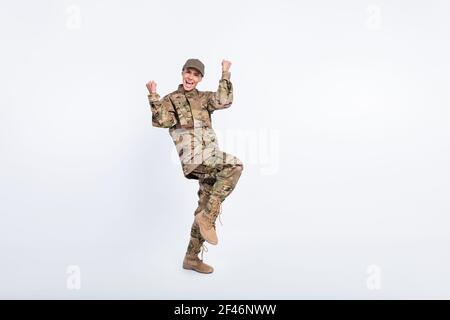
[198,90,213,99]
[163,90,181,101]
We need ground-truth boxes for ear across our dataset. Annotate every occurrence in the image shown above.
[198,75,203,82]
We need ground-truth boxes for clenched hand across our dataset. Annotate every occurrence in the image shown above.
[146,80,157,94]
[222,59,232,72]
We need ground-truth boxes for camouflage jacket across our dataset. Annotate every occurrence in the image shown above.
[148,71,233,179]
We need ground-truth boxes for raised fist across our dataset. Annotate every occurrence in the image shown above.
[221,59,232,72]
[146,80,157,94]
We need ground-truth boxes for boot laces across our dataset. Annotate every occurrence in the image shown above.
[199,242,208,261]
[206,201,223,229]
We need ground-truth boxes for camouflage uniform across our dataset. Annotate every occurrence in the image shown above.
[148,70,243,261]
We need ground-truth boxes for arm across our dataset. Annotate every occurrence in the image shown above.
[206,60,234,112]
[146,81,177,128]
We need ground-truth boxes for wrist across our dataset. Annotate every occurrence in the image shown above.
[221,70,231,80]
[148,92,160,102]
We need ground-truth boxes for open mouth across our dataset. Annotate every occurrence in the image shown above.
[184,79,194,88]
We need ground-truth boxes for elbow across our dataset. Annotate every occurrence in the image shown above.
[161,120,176,128]
[152,117,176,128]
[216,101,232,110]
[153,122,174,129]
[218,96,233,108]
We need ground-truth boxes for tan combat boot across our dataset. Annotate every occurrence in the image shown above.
[194,196,222,245]
[183,236,213,274]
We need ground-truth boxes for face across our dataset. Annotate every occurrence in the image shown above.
[182,67,202,91]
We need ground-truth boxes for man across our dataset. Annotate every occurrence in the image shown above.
[146,58,243,274]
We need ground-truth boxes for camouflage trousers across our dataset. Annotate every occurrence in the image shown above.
[186,151,243,256]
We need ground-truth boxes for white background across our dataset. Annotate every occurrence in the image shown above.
[1,0,449,299]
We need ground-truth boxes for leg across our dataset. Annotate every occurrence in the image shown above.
[183,224,214,274]
[209,162,243,202]
[194,176,215,216]
[202,150,243,202]
[183,171,215,274]
[187,175,214,254]
[196,152,244,244]
[206,151,243,215]
[184,206,214,274]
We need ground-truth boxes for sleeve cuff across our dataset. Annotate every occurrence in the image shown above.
[221,70,231,81]
[148,92,160,102]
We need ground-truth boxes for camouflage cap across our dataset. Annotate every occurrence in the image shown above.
[182,58,205,77]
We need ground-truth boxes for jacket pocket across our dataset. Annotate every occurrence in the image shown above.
[171,96,193,128]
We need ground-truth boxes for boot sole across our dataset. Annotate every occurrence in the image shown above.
[182,264,214,274]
